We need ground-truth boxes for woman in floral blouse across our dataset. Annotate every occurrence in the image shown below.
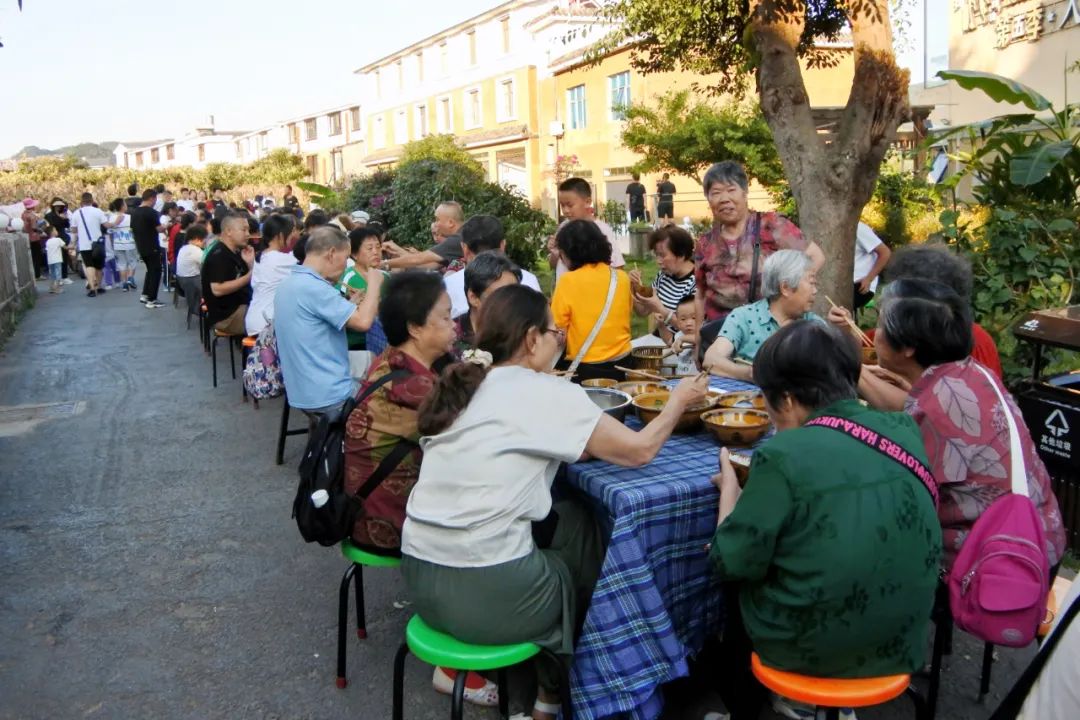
[872,278,1065,571]
[693,161,825,356]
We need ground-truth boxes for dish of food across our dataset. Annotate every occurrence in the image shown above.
[701,409,771,447]
[716,391,767,411]
[582,378,618,388]
[632,390,720,432]
[614,381,664,397]
[861,346,878,365]
[631,346,667,372]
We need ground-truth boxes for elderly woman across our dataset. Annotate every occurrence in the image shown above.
[551,219,632,383]
[694,161,824,353]
[704,250,824,381]
[870,279,1065,572]
[403,284,708,720]
[628,225,698,345]
[455,251,521,351]
[708,320,941,720]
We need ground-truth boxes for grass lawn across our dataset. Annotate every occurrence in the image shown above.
[534,254,660,339]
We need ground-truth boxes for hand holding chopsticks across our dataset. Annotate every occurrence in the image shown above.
[825,295,873,347]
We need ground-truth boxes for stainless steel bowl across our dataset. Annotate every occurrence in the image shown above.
[585,387,633,423]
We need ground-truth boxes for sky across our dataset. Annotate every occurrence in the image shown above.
[0,0,497,157]
[0,0,928,159]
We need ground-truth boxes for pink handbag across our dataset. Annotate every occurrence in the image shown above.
[947,364,1049,647]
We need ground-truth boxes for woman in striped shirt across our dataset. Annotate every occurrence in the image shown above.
[628,225,697,343]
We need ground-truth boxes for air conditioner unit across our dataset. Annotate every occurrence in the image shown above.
[549,121,564,138]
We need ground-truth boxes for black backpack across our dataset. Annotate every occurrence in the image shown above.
[291,369,412,546]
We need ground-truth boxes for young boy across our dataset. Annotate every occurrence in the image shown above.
[549,177,626,281]
[44,225,66,294]
[666,294,699,375]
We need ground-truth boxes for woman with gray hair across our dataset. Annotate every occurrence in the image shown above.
[693,161,825,355]
[704,249,825,381]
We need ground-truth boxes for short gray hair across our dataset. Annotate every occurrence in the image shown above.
[304,225,349,256]
[464,251,521,297]
[702,161,749,194]
[761,249,812,301]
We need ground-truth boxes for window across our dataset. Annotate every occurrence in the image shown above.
[198,144,205,162]
[394,109,408,144]
[437,96,453,133]
[135,151,143,167]
[439,41,448,75]
[396,60,403,90]
[609,71,631,120]
[501,17,511,53]
[235,142,242,159]
[375,69,382,98]
[496,78,516,122]
[374,116,386,149]
[465,88,482,129]
[329,112,342,136]
[258,132,267,153]
[350,107,361,131]
[289,123,300,144]
[151,148,160,163]
[166,144,175,160]
[415,51,424,82]
[467,30,477,65]
[332,150,344,182]
[415,105,428,138]
[306,155,317,177]
[567,85,587,129]
[304,118,317,141]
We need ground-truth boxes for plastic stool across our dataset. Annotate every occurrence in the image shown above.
[750,653,922,720]
[335,540,401,688]
[392,615,572,720]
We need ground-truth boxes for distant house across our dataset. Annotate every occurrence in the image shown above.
[82,157,114,169]
[114,126,249,171]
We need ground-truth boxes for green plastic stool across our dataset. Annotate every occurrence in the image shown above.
[392,614,572,720]
[336,539,401,688]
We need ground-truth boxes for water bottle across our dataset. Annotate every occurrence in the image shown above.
[311,490,329,508]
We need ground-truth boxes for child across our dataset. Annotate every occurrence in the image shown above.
[666,294,699,375]
[44,225,66,294]
[549,177,626,281]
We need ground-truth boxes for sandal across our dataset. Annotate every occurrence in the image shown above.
[431,666,499,707]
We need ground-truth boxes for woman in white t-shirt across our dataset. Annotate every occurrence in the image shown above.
[245,214,299,336]
[401,284,709,720]
[106,198,138,291]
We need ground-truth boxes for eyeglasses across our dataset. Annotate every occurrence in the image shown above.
[543,327,566,343]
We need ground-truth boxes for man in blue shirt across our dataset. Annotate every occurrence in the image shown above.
[274,226,383,418]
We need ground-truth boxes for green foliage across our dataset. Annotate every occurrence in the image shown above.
[864,169,948,247]
[342,137,555,270]
[620,90,784,188]
[399,135,483,169]
[297,180,348,215]
[595,0,847,97]
[599,199,627,231]
[936,70,1051,111]
[941,206,1078,383]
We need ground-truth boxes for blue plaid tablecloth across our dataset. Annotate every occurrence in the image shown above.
[563,376,763,720]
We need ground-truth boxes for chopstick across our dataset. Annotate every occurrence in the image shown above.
[732,357,753,367]
[614,365,668,382]
[548,369,576,377]
[825,295,873,347]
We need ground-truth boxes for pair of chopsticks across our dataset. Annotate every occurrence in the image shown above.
[614,365,667,382]
[825,295,873,347]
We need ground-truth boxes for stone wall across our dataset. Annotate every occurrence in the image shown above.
[0,232,35,341]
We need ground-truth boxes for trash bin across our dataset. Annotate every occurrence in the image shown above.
[1013,306,1080,552]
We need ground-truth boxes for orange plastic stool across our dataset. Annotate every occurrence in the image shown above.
[240,336,259,406]
[1039,576,1074,639]
[750,653,923,719]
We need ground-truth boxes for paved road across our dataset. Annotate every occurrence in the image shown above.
[0,277,1036,720]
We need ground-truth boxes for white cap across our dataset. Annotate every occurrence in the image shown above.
[350,210,370,223]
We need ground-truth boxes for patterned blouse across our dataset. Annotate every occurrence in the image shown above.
[906,358,1066,571]
[693,211,807,323]
[343,348,436,553]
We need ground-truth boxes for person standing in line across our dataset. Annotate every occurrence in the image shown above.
[20,198,45,280]
[626,173,647,223]
[124,184,141,213]
[153,185,167,212]
[106,198,138,291]
[852,222,891,311]
[44,198,73,283]
[44,225,66,294]
[656,173,677,222]
[176,188,195,213]
[130,189,167,308]
[69,192,108,297]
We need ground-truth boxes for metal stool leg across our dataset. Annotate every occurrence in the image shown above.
[496,668,509,720]
[336,563,356,689]
[450,669,467,720]
[276,401,290,465]
[211,336,218,387]
[927,613,949,720]
[906,684,929,720]
[978,642,994,699]
[392,642,410,720]
[353,563,367,639]
[228,336,236,379]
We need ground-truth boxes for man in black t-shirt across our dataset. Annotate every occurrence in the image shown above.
[130,189,166,307]
[383,200,465,272]
[201,213,254,335]
[626,173,647,222]
[656,173,677,220]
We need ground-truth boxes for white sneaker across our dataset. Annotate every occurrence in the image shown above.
[139,295,149,302]
[145,300,165,309]
[770,694,856,720]
[61,278,73,285]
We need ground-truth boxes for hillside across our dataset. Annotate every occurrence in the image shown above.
[10,142,119,160]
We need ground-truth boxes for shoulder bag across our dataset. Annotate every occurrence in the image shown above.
[77,208,106,267]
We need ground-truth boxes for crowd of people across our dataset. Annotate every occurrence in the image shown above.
[7,160,1072,719]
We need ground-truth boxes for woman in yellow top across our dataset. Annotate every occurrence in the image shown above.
[551,219,632,383]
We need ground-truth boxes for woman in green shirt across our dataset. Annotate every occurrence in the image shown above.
[708,321,941,720]
[338,227,389,378]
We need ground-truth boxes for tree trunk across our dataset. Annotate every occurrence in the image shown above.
[748,0,910,312]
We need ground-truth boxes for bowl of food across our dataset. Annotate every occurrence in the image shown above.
[582,377,618,389]
[861,345,878,365]
[717,391,767,411]
[631,346,667,372]
[585,387,633,422]
[632,390,719,433]
[614,381,664,397]
[701,409,772,447]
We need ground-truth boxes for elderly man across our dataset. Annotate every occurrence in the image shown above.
[444,215,541,319]
[274,226,383,418]
[201,213,254,331]
[382,201,465,272]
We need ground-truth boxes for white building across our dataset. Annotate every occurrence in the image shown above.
[114,126,249,171]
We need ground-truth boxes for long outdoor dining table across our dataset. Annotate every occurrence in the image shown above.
[561,376,764,720]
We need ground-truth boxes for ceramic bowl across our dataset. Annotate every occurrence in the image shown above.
[582,377,618,388]
[716,391,767,411]
[585,388,633,422]
[701,409,772,447]
[632,390,718,433]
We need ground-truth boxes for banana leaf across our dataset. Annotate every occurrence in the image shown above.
[1009,139,1075,186]
[936,70,1051,111]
